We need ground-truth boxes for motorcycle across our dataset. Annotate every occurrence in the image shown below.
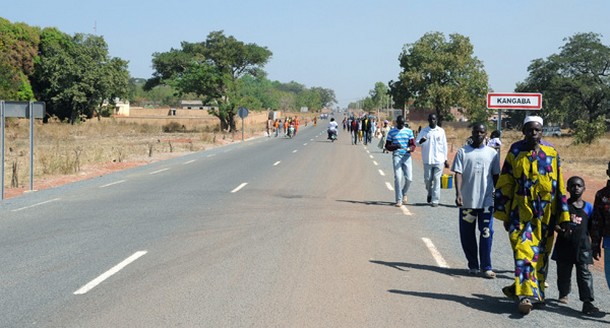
[327,129,337,142]
[287,124,295,138]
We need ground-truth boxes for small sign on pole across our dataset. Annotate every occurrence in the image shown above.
[237,107,248,142]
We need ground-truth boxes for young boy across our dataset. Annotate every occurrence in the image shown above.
[592,161,610,298]
[552,176,599,315]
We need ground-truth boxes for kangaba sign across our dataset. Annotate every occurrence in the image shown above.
[487,93,542,110]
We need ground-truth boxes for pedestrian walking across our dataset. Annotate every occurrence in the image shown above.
[351,118,359,145]
[385,115,415,207]
[552,176,600,315]
[495,115,570,315]
[416,113,449,207]
[451,123,500,278]
[378,120,391,153]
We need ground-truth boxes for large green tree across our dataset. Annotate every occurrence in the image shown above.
[516,32,610,144]
[0,18,40,100]
[391,32,490,125]
[146,31,272,131]
[33,29,129,123]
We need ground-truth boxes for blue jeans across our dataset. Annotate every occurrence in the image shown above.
[459,207,494,271]
[392,153,412,203]
[605,247,610,290]
[423,163,443,204]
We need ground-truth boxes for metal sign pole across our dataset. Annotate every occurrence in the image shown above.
[497,108,503,154]
[29,101,34,191]
[241,117,244,142]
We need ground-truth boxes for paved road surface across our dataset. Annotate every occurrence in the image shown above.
[1,123,609,327]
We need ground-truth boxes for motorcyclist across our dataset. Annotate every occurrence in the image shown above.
[327,117,338,140]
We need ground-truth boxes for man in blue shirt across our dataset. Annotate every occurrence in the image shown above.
[385,116,415,207]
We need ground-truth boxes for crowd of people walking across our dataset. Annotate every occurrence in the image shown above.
[378,112,608,316]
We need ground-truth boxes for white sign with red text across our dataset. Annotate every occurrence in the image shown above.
[487,93,542,110]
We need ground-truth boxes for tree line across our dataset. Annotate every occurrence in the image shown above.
[357,31,609,144]
[0,18,336,130]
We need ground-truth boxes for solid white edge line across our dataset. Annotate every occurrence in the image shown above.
[273,161,281,166]
[207,154,216,158]
[378,169,385,176]
[184,159,196,165]
[149,168,169,175]
[100,180,126,188]
[421,238,450,268]
[385,182,394,191]
[74,251,148,295]
[231,182,248,193]
[12,198,60,212]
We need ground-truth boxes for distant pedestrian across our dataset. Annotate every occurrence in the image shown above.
[351,118,359,145]
[378,120,391,153]
[451,123,500,278]
[487,130,502,151]
[416,113,449,207]
[385,115,415,207]
[362,116,371,145]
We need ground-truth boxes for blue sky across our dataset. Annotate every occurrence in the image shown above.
[3,0,609,108]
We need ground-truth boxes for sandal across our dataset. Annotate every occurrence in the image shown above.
[518,298,533,315]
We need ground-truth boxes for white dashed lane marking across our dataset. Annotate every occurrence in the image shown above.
[12,198,60,212]
[422,238,450,268]
[231,183,248,193]
[99,180,126,188]
[74,251,148,295]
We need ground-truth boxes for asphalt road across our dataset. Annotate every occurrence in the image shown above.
[1,122,609,327]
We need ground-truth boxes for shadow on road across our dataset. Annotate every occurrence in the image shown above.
[337,199,396,207]
[370,260,513,280]
[388,289,608,322]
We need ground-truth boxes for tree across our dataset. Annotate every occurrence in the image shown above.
[369,82,389,110]
[33,29,130,123]
[0,18,40,100]
[310,87,337,109]
[516,32,610,143]
[146,31,272,131]
[391,32,489,125]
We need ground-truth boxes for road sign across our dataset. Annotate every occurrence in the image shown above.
[4,101,46,118]
[237,107,249,119]
[487,93,542,110]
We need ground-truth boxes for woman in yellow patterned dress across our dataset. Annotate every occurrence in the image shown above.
[494,116,570,314]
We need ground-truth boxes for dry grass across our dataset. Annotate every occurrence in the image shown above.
[2,118,268,189]
[411,120,610,181]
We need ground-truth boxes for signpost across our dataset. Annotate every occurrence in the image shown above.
[237,107,249,142]
[1,101,46,200]
[487,92,542,133]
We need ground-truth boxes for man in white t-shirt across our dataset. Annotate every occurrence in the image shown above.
[416,113,449,207]
[451,123,500,278]
[327,118,338,140]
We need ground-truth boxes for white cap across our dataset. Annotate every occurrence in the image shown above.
[524,115,543,126]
